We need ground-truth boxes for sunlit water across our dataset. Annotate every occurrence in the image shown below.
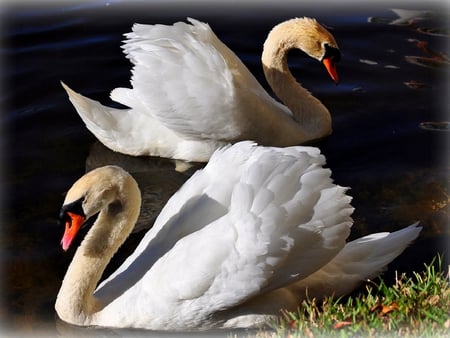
[1,1,449,336]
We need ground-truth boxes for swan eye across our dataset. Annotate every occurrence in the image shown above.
[323,44,341,63]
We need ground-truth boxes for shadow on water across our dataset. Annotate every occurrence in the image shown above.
[1,0,449,336]
[54,317,265,338]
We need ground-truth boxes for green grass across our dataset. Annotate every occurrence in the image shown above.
[254,256,450,337]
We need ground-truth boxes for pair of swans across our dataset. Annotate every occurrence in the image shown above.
[56,18,421,330]
[56,142,421,330]
[62,17,340,162]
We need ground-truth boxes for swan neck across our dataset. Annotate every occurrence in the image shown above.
[261,23,332,139]
[55,174,141,325]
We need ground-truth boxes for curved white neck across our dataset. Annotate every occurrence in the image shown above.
[261,23,332,141]
[55,180,141,326]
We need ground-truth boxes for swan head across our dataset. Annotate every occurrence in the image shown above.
[59,166,141,251]
[263,17,341,83]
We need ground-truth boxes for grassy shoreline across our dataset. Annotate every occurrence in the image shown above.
[250,256,449,337]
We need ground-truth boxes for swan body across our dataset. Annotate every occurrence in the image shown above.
[56,142,421,330]
[62,17,341,162]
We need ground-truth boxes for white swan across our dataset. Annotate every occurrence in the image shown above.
[56,142,421,330]
[61,17,341,162]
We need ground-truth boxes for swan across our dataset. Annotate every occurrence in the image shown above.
[56,142,421,330]
[61,17,341,162]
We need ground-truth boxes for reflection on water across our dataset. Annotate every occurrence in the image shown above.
[2,1,449,336]
[54,316,255,338]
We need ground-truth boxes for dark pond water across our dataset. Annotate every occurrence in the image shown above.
[1,0,449,336]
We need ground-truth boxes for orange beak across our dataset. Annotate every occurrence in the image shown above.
[61,212,85,251]
[323,57,339,84]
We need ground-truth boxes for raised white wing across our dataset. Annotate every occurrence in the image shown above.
[110,18,283,141]
[95,142,353,324]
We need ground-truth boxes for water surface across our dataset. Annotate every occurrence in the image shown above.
[1,1,449,336]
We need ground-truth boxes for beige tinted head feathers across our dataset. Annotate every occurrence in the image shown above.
[263,17,340,83]
[59,166,141,251]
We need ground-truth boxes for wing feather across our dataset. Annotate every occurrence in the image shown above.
[140,144,352,311]
[96,143,353,321]
[111,19,248,140]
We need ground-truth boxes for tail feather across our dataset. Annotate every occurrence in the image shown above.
[61,82,152,156]
[288,223,422,299]
[61,81,126,139]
